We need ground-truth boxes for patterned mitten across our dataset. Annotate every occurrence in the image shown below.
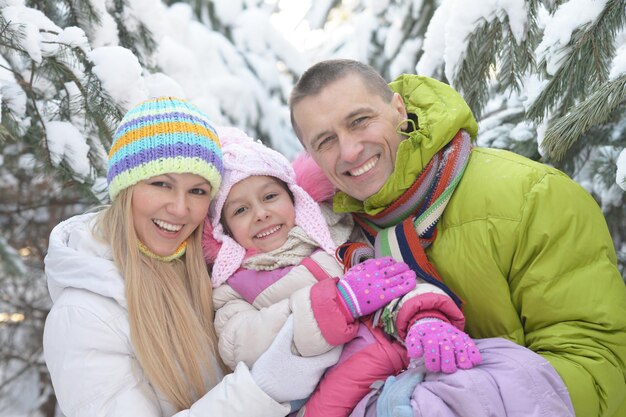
[406,319,482,373]
[336,256,416,319]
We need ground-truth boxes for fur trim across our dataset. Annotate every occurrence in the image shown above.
[292,153,335,203]
[201,216,221,264]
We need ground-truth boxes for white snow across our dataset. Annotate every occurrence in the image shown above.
[82,0,119,47]
[87,46,148,109]
[535,0,606,75]
[56,27,91,53]
[417,0,528,82]
[212,0,244,25]
[617,148,626,191]
[1,5,61,63]
[610,32,626,80]
[45,121,91,181]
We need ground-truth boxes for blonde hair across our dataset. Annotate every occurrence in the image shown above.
[95,188,224,410]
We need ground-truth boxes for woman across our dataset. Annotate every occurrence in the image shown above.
[43,97,340,417]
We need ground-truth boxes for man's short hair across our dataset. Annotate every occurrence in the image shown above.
[289,59,394,140]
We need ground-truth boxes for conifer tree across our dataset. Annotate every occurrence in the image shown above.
[1,5,120,413]
[0,0,305,413]
[183,0,307,157]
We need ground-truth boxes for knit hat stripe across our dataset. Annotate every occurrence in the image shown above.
[109,158,223,199]
[115,112,216,141]
[108,143,224,183]
[109,121,219,158]
[114,102,214,141]
[121,102,212,124]
[108,132,221,167]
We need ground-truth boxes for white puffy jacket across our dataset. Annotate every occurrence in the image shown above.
[43,213,290,417]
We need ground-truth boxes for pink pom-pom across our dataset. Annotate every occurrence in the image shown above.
[201,216,221,263]
[292,153,335,202]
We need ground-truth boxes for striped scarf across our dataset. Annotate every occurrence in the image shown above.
[337,130,472,308]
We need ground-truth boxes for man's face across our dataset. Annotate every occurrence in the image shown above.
[292,74,407,201]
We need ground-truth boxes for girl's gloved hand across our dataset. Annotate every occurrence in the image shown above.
[406,319,482,373]
[251,316,342,403]
[336,257,416,319]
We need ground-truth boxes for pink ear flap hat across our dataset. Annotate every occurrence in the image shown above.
[202,126,336,287]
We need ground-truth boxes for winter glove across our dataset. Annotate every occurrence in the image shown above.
[376,366,424,417]
[406,319,482,373]
[336,256,416,319]
[251,315,342,403]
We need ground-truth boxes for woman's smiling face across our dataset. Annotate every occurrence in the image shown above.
[131,173,212,256]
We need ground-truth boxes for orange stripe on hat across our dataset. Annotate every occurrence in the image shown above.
[109,121,219,158]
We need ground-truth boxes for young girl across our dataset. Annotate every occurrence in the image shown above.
[202,127,481,417]
[43,97,341,417]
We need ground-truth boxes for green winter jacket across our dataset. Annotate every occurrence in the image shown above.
[335,74,626,417]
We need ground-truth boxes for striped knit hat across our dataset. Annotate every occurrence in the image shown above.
[107,97,223,200]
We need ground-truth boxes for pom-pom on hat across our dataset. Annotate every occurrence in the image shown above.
[107,97,223,200]
[203,126,336,287]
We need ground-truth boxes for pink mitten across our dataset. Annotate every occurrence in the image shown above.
[336,256,416,319]
[406,319,481,373]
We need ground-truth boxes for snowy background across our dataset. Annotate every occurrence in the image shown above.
[1,0,625,415]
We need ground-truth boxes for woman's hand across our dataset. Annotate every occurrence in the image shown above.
[250,316,341,403]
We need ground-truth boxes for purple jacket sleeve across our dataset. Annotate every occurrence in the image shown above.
[349,337,575,417]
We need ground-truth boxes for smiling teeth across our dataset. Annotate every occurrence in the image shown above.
[349,157,377,177]
[256,225,281,238]
[153,219,182,232]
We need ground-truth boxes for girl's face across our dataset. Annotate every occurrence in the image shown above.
[132,173,212,256]
[222,176,296,253]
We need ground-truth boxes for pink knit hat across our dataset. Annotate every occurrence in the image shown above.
[203,126,336,287]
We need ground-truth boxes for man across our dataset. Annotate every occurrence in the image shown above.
[290,59,626,417]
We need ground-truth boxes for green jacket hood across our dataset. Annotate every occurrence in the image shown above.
[334,74,478,215]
